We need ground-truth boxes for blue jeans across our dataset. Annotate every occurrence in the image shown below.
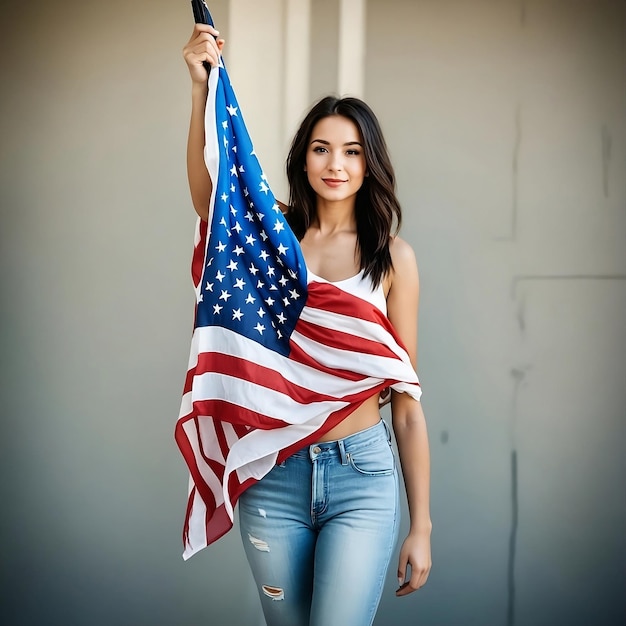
[238,419,400,626]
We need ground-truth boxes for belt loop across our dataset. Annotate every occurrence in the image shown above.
[337,439,349,465]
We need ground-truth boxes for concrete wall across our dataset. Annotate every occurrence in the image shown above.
[1,1,624,625]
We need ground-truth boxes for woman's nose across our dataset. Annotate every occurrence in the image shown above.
[328,152,343,171]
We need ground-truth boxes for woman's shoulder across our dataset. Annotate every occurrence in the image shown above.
[389,236,418,272]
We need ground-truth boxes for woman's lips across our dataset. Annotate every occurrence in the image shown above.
[322,178,347,187]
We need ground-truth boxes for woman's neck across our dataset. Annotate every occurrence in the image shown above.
[313,198,357,235]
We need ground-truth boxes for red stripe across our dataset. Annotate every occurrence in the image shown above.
[191,218,208,288]
[174,417,217,514]
[295,318,400,359]
[183,485,196,547]
[193,352,363,404]
[305,282,410,353]
[288,340,366,381]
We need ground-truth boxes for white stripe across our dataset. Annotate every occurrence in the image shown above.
[184,479,208,560]
[181,419,224,504]
[300,305,411,361]
[191,371,349,423]
[190,325,382,396]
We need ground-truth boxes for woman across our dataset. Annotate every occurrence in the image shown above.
[183,23,432,626]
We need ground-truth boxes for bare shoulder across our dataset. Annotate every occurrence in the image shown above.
[387,236,420,365]
[389,236,419,286]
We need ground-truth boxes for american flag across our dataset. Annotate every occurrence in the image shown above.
[175,54,422,560]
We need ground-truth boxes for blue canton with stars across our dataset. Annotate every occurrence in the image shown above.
[195,63,308,356]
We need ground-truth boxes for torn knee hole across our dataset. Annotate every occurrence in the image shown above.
[247,533,270,552]
[261,585,284,601]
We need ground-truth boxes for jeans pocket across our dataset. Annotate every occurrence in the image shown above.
[348,440,395,476]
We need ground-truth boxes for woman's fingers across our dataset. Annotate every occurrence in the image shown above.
[183,25,225,82]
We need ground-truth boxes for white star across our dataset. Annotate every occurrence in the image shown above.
[283,297,291,307]
[219,290,232,302]
[278,276,288,286]
[216,241,227,252]
[219,217,227,228]
[205,281,214,292]
[261,172,268,181]
[277,330,283,339]
[259,250,269,261]
[239,165,245,173]
[267,266,275,277]
[227,259,238,271]
[256,279,265,289]
[272,203,281,213]
[245,234,256,245]
[232,222,242,234]
[249,264,259,275]
[234,278,245,290]
[230,183,236,193]
[226,104,238,116]
[243,187,249,197]
[213,303,223,314]
[255,212,265,221]
[198,294,203,302]
[232,308,243,321]
[254,323,265,335]
[230,205,237,216]
[259,181,270,194]
[276,312,287,324]
[221,192,228,202]
[233,245,244,256]
[222,120,228,129]
[273,219,285,233]
[206,257,214,267]
[269,284,278,291]
[288,269,298,279]
[277,243,288,256]
[245,293,255,304]
[260,230,268,241]
[257,307,266,318]
[232,146,237,153]
[265,297,275,306]
[223,136,229,148]
[289,289,300,300]
[230,165,238,177]
[215,270,226,282]
[245,212,254,223]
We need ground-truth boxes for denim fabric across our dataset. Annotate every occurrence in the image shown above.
[238,420,400,626]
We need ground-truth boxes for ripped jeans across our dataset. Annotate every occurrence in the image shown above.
[238,419,400,626]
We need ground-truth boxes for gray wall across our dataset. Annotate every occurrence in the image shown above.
[1,1,624,626]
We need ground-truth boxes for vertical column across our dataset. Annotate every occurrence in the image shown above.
[282,0,311,147]
[337,0,366,97]
[227,0,287,197]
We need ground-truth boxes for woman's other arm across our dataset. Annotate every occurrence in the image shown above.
[182,24,224,220]
[387,236,433,596]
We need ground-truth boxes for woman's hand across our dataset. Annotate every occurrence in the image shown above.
[183,24,225,84]
[396,529,432,596]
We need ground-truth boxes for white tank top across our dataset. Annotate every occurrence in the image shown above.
[306,266,387,315]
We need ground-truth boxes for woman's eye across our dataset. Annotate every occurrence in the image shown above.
[346,149,360,156]
[312,146,328,153]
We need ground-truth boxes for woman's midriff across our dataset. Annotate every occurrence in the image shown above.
[317,393,383,442]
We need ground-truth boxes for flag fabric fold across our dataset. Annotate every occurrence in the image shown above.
[175,56,422,560]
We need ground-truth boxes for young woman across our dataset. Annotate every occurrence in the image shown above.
[183,23,432,626]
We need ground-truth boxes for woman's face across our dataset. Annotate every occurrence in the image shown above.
[304,115,367,206]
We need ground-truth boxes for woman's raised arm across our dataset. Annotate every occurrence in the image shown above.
[182,24,224,220]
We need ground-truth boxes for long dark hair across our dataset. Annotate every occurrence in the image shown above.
[286,96,402,288]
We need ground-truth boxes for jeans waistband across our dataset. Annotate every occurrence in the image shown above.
[289,420,392,465]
